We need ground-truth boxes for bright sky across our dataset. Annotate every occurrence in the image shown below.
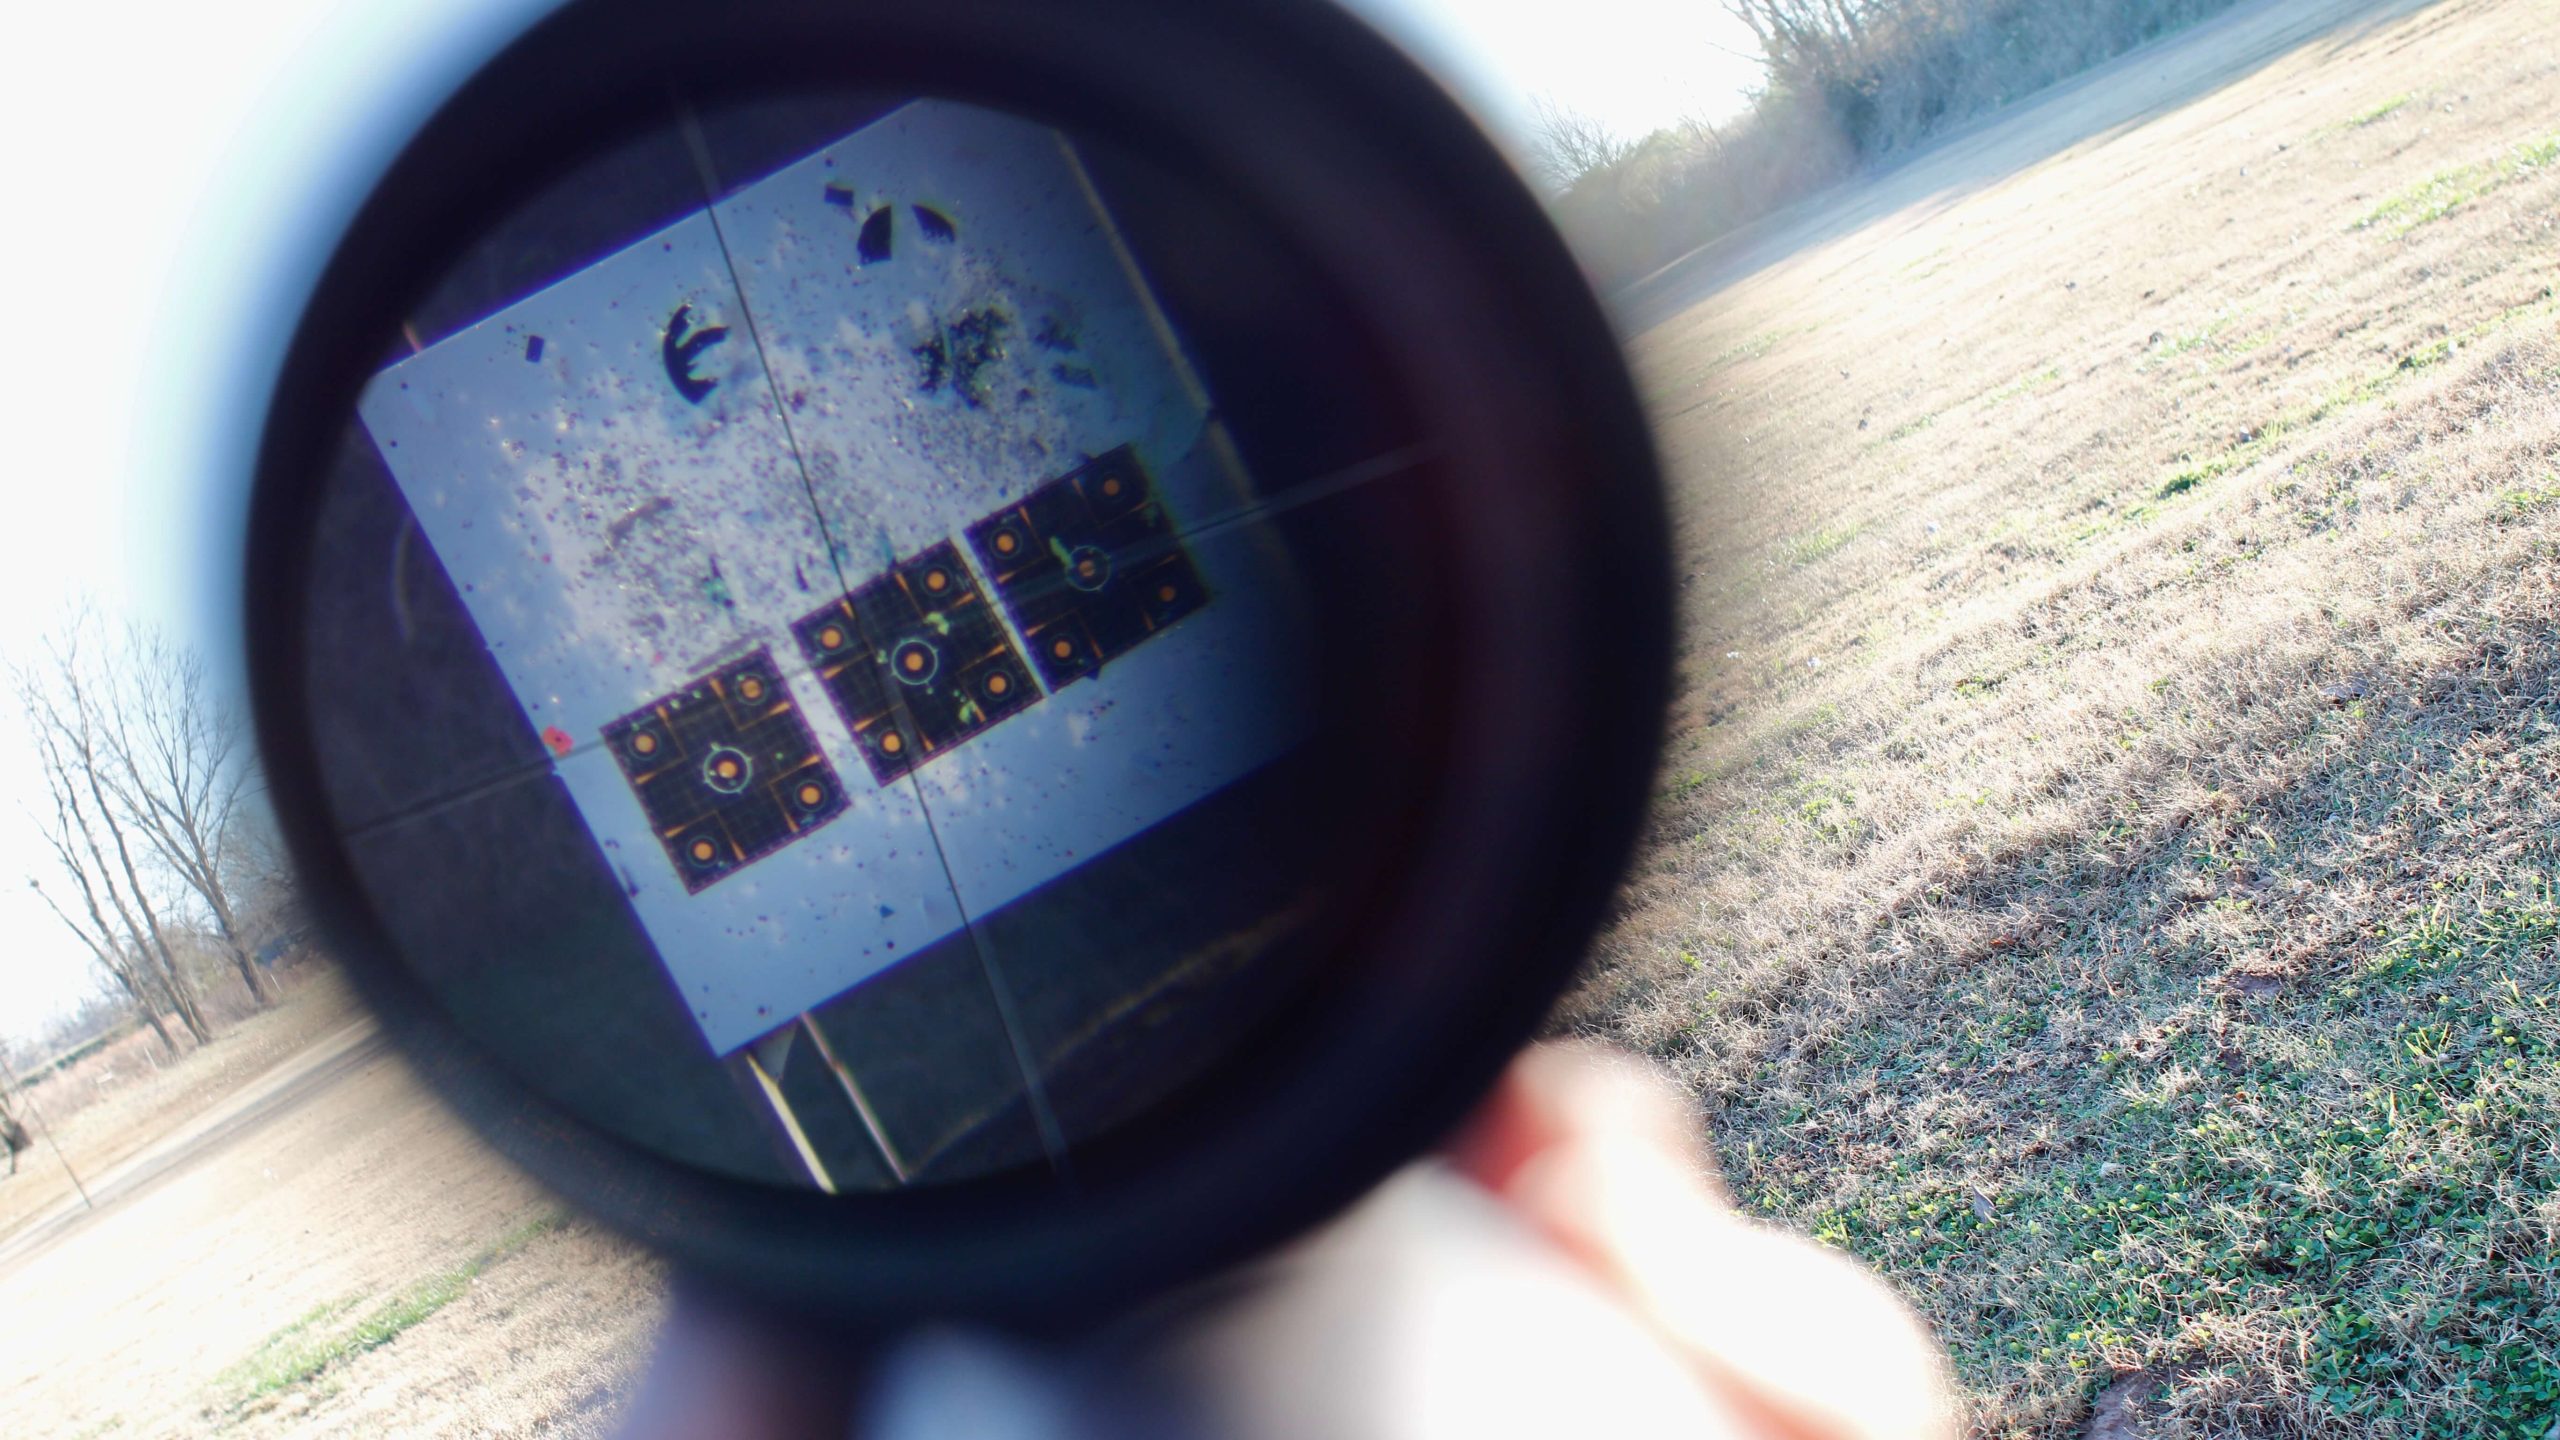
[1370,0,1764,143]
[0,0,1760,1045]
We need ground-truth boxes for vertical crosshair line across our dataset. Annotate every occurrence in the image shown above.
[674,98,1074,1180]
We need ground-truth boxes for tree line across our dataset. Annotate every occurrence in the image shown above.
[1535,0,2245,286]
[13,611,302,1060]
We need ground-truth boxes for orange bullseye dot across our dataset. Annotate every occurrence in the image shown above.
[818,626,845,649]
[880,732,904,754]
[739,678,764,701]
[903,650,926,672]
[1100,477,1122,497]
[798,783,824,807]
[632,733,657,755]
[924,570,949,592]
[690,839,717,862]
[987,672,1010,696]
[994,531,1019,555]
[1157,584,1177,603]
[1051,638,1073,659]
[717,759,740,779]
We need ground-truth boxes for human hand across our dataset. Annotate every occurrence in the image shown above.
[615,1044,1958,1438]
[1440,1044,1957,1439]
[1141,1042,1956,1439]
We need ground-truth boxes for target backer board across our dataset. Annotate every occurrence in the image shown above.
[356,101,1308,1056]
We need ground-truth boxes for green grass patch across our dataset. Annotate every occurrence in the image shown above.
[2140,308,2258,373]
[2400,336,2457,372]
[214,1297,363,1411]
[1779,522,1864,567]
[1773,772,1864,846]
[2153,425,2280,499]
[1663,763,1734,802]
[1773,874,2560,1438]
[2143,327,2481,505]
[2224,328,2278,361]
[2492,286,2560,332]
[210,1213,564,1417]
[2156,464,2218,499]
[1719,621,2560,1425]
[2067,500,2156,545]
[2356,133,2560,237]
[1981,366,2063,409]
[2349,94,2411,127]
[2360,160,2494,235]
[2496,481,2560,521]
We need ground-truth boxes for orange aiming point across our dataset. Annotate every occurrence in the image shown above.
[1051,637,1074,659]
[1157,583,1178,604]
[1100,475,1123,498]
[993,530,1020,556]
[924,569,949,593]
[797,782,825,807]
[880,731,905,755]
[986,671,1011,696]
[737,676,765,702]
[690,837,718,863]
[714,756,742,781]
[902,648,927,673]
[817,624,846,650]
[631,731,659,756]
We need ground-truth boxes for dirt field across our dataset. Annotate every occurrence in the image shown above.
[1584,0,2560,1434]
[0,984,664,1439]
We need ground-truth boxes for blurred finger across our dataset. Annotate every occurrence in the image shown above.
[1453,1045,1958,1440]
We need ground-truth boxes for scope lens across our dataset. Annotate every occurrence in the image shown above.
[291,92,1451,1190]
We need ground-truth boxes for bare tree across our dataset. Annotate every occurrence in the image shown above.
[1724,0,1875,93]
[1528,96,1636,191]
[24,870,178,1056]
[1541,0,2236,288]
[1721,0,2237,153]
[99,625,275,1007]
[24,719,193,1053]
[15,613,216,1044]
[220,796,307,963]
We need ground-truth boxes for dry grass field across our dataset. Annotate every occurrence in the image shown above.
[0,981,664,1440]
[0,970,367,1241]
[1576,0,2560,1434]
[12,1,2558,1435]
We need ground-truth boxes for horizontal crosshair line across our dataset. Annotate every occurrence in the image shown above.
[333,441,1436,846]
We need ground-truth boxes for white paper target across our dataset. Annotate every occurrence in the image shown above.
[356,101,1308,1055]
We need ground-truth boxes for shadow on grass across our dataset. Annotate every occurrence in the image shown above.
[1715,602,2560,1434]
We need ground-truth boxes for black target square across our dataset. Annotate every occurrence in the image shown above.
[965,446,1210,691]
[791,541,1038,786]
[601,647,849,893]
